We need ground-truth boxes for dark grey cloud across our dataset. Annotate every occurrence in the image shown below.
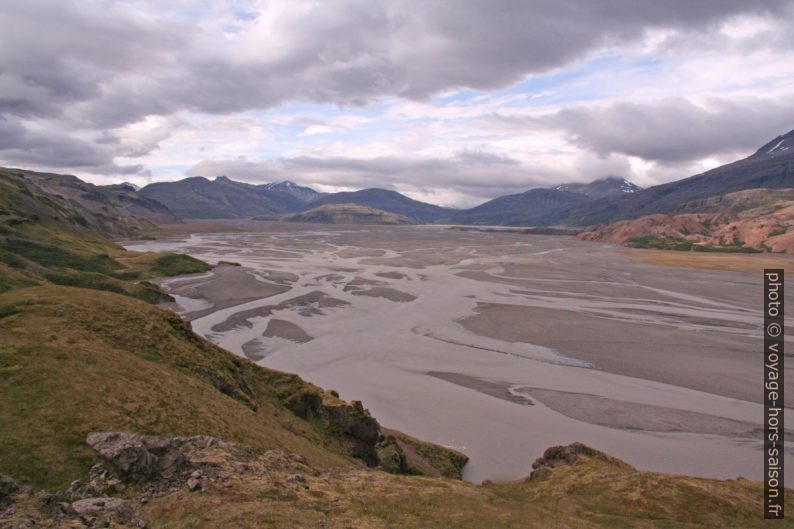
[0,1,183,121]
[1,0,793,176]
[4,1,793,124]
[546,96,794,163]
[79,0,794,123]
[0,117,145,174]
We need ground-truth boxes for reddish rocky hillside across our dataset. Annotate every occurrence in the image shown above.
[577,188,794,253]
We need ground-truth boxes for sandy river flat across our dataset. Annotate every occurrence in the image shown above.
[125,223,794,485]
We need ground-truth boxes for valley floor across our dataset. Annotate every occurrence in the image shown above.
[125,223,794,485]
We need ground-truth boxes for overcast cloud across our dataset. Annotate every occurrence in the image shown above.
[1,0,794,206]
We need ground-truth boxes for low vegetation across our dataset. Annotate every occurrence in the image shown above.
[8,434,783,529]
[626,235,762,253]
[148,253,213,276]
[580,189,794,254]
[625,235,696,251]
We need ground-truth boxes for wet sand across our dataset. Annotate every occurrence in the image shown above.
[125,224,794,485]
[159,264,290,320]
[263,319,313,343]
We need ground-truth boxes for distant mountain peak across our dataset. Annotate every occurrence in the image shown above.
[261,180,301,189]
[120,181,140,191]
[183,175,210,183]
[753,129,794,158]
[553,176,640,198]
[258,180,321,205]
[618,178,640,194]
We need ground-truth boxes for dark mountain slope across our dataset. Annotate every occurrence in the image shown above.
[97,183,180,225]
[449,188,591,226]
[140,176,284,219]
[1,167,179,236]
[258,180,323,211]
[752,129,794,158]
[448,177,640,226]
[0,166,209,298]
[140,177,327,218]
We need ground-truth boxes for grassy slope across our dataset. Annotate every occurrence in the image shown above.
[141,450,789,529]
[0,286,368,488]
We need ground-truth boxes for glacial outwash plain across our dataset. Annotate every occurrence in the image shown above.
[126,223,794,486]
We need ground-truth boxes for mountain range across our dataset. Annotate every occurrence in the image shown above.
[139,176,321,219]
[140,178,453,222]
[136,173,640,225]
[5,129,794,235]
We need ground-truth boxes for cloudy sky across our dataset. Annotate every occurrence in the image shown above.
[2,0,794,207]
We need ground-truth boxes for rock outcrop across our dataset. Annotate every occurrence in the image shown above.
[0,474,20,507]
[70,497,136,526]
[0,435,773,529]
[529,442,627,480]
[0,432,307,528]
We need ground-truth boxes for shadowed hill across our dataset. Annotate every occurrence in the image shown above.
[449,188,591,226]
[0,167,178,238]
[139,177,454,222]
[312,188,456,222]
[448,177,639,226]
[0,167,209,299]
[281,203,417,225]
[553,176,641,198]
[141,176,327,219]
[258,180,324,211]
